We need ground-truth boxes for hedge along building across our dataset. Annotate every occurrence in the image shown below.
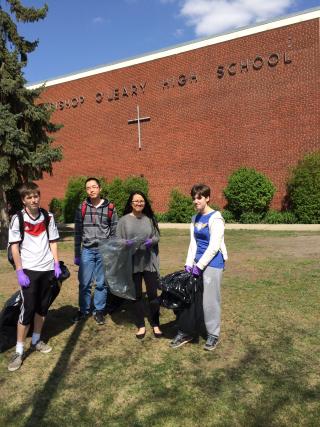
[29,8,320,212]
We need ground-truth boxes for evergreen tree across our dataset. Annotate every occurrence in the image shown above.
[0,0,62,248]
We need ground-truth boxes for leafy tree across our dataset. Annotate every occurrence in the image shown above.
[0,0,62,248]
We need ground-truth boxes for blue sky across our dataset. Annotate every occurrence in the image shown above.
[12,0,320,84]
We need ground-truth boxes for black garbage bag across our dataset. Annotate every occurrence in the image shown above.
[159,269,205,337]
[0,261,70,329]
[159,270,195,309]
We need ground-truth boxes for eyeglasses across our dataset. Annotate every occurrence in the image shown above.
[86,185,99,190]
[132,200,145,205]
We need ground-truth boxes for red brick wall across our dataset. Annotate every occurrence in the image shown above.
[37,19,320,214]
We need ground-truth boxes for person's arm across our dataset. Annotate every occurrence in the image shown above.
[11,243,23,271]
[196,217,225,270]
[109,208,118,237]
[74,205,83,259]
[49,241,59,263]
[185,221,196,267]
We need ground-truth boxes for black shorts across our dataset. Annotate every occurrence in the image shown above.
[19,270,54,325]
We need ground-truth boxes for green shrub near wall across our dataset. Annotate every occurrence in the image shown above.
[224,167,276,220]
[166,189,194,223]
[49,198,64,223]
[287,151,320,223]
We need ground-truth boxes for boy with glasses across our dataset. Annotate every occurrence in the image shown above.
[73,177,118,325]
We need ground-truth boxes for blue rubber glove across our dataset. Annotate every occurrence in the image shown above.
[16,269,30,288]
[54,261,62,278]
[185,265,192,273]
[192,265,202,277]
[74,257,80,266]
[126,239,134,247]
[145,238,152,249]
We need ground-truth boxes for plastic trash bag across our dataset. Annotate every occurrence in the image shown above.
[0,261,70,328]
[158,270,195,309]
[99,237,144,300]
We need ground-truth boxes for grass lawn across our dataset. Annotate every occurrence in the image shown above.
[0,229,319,427]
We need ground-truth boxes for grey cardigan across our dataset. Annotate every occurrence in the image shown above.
[116,214,160,273]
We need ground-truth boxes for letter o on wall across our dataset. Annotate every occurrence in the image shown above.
[253,56,264,70]
[96,92,103,103]
[71,98,78,108]
[268,53,279,67]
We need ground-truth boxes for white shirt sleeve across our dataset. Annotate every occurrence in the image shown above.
[185,220,197,267]
[48,213,60,241]
[8,215,22,244]
[196,215,225,270]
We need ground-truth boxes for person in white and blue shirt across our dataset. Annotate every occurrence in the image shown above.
[170,183,228,351]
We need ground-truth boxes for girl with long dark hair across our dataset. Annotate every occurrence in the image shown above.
[116,191,162,339]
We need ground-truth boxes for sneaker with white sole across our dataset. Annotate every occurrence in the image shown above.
[204,335,219,351]
[31,340,52,353]
[170,334,193,349]
[8,352,23,372]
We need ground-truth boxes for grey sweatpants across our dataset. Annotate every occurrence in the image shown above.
[202,266,223,337]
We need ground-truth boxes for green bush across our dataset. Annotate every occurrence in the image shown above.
[107,176,149,217]
[221,209,237,223]
[155,212,169,223]
[63,176,108,223]
[239,212,264,224]
[166,189,194,223]
[49,198,64,223]
[287,151,320,223]
[224,167,276,219]
[263,210,297,224]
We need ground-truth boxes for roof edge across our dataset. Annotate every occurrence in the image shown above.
[26,7,320,90]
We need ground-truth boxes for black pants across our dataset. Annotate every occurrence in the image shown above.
[19,270,53,325]
[132,271,160,328]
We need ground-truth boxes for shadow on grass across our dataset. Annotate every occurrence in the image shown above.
[10,317,87,427]
[0,305,76,353]
[92,332,319,426]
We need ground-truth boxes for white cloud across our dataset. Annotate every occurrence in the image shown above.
[179,0,294,36]
[174,28,185,37]
[92,16,105,24]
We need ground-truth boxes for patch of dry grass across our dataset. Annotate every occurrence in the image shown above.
[0,230,319,426]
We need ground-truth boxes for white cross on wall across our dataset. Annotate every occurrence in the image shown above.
[128,105,151,150]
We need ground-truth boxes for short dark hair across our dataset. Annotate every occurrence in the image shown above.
[85,177,100,187]
[18,182,40,199]
[190,183,211,199]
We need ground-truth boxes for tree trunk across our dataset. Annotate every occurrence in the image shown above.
[0,187,9,250]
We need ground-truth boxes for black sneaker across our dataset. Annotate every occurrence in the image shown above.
[170,334,193,348]
[204,335,219,351]
[94,311,105,325]
[72,311,89,323]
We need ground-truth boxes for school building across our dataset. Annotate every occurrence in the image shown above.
[29,8,320,212]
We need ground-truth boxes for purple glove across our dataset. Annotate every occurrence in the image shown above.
[185,265,192,273]
[126,239,134,246]
[54,261,62,279]
[192,265,202,277]
[74,257,80,266]
[145,238,152,249]
[16,269,30,288]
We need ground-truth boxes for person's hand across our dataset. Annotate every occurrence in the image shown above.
[145,238,152,249]
[16,269,30,288]
[192,265,202,277]
[185,265,192,273]
[74,257,80,266]
[54,261,62,278]
[126,239,134,247]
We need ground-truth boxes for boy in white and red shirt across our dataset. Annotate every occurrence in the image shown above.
[7,182,61,372]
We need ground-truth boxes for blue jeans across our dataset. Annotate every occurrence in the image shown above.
[78,247,107,314]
